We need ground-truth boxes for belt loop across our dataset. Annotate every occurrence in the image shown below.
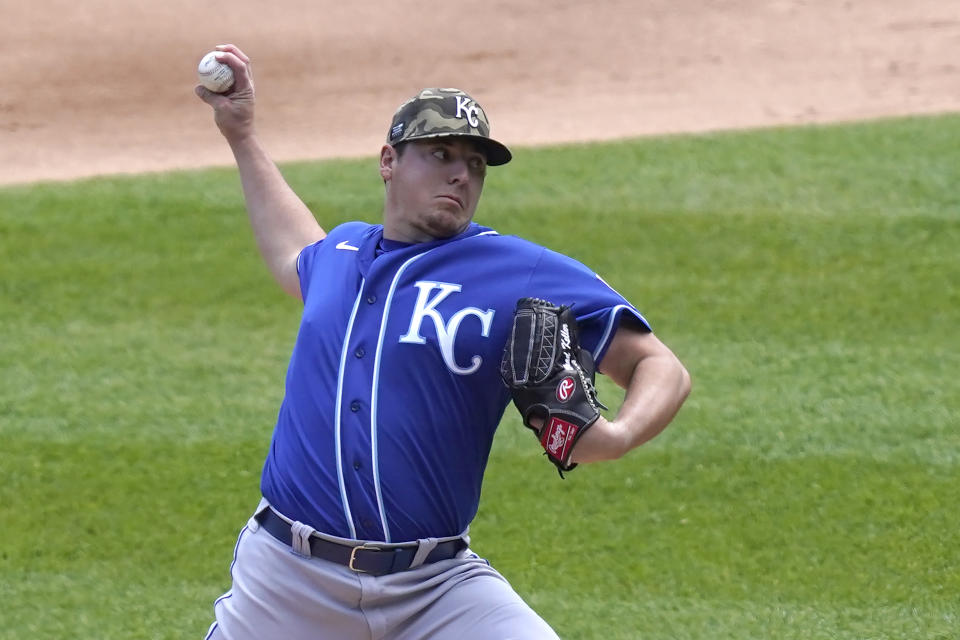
[408,538,439,569]
[290,521,316,557]
[248,498,271,532]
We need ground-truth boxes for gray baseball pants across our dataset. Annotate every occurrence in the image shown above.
[204,502,560,639]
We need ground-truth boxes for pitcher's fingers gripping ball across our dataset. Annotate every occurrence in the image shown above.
[500,298,607,476]
[197,51,235,93]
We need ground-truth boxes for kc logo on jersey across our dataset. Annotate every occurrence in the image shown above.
[399,280,495,375]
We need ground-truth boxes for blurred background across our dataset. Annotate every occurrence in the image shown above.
[1,0,958,185]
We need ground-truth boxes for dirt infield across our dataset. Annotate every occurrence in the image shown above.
[1,0,958,186]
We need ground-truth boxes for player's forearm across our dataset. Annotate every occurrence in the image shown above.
[228,134,326,297]
[574,353,690,463]
[615,352,690,451]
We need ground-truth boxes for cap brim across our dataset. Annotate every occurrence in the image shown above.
[401,132,512,166]
[473,137,512,166]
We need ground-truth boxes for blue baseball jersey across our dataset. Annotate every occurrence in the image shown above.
[260,221,651,543]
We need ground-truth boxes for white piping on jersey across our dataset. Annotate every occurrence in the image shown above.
[331,230,495,541]
[593,304,651,362]
[334,284,366,540]
[369,250,431,543]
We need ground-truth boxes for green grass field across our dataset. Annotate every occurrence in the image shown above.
[2,114,958,639]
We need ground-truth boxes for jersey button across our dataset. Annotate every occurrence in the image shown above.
[353,461,361,470]
[366,295,377,304]
[350,401,360,412]
[355,347,365,358]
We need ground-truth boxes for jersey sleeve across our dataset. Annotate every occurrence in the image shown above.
[526,246,652,366]
[294,221,373,302]
[296,238,326,301]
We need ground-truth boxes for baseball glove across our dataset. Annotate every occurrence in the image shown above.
[500,298,607,476]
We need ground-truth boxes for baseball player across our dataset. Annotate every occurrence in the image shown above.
[195,44,690,639]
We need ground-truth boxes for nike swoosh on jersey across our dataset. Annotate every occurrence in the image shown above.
[336,240,360,252]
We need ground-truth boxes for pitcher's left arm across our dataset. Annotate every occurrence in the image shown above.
[572,325,691,464]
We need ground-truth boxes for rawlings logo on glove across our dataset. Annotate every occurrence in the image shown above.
[499,298,607,476]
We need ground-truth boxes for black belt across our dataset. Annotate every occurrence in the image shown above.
[255,508,466,576]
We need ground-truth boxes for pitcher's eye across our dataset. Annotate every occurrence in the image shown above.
[432,148,448,160]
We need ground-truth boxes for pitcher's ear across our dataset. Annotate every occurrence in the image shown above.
[380,144,397,181]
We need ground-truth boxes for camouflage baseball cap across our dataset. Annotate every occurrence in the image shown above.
[387,88,512,166]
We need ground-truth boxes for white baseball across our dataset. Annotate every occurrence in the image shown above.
[197,51,235,93]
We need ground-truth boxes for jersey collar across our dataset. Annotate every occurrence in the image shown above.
[356,223,494,277]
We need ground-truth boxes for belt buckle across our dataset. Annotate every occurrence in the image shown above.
[348,543,380,573]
